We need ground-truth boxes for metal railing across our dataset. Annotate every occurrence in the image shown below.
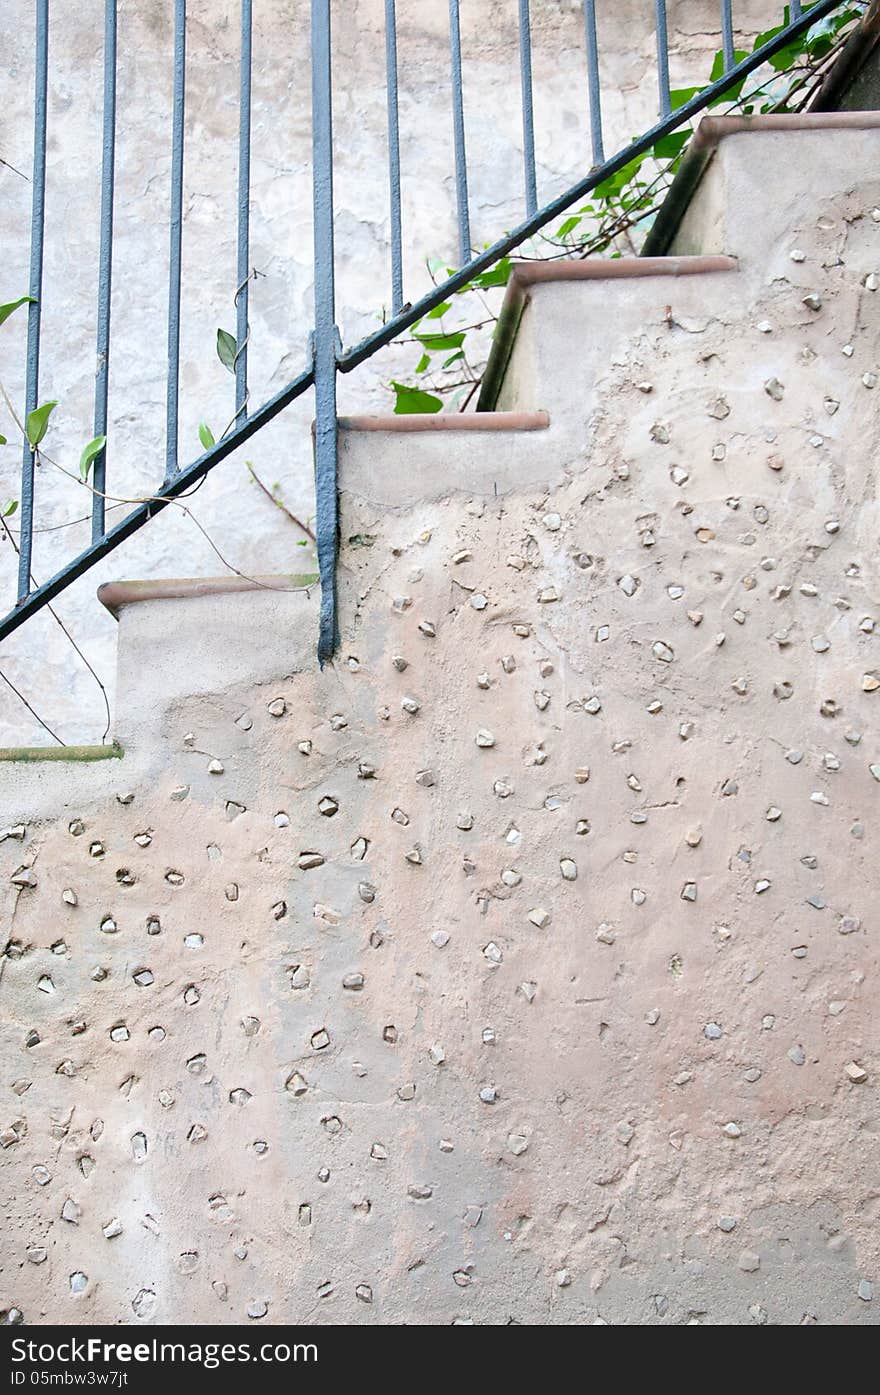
[0,0,854,663]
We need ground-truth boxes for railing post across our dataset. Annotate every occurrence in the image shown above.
[384,0,404,317]
[165,0,186,480]
[92,0,117,544]
[518,0,537,217]
[448,0,471,266]
[236,0,253,424]
[721,1,736,74]
[17,0,49,604]
[311,0,339,664]
[655,0,671,118]
[583,0,604,166]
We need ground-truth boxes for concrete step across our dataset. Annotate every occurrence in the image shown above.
[648,111,880,272]
[98,576,318,765]
[337,409,554,506]
[479,254,738,416]
[481,113,880,415]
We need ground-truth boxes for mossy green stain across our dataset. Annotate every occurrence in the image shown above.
[0,742,124,763]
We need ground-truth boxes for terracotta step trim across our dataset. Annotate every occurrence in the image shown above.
[338,409,549,433]
[98,573,318,618]
[511,254,736,288]
[694,110,880,151]
[644,110,880,258]
[478,254,738,411]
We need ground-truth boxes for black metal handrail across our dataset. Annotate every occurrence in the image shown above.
[0,0,855,663]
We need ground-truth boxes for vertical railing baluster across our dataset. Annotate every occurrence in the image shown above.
[165,0,186,479]
[791,1,803,18]
[235,0,252,423]
[17,0,49,604]
[311,0,339,663]
[655,0,671,118]
[518,0,537,217]
[582,0,604,166]
[92,0,117,543]
[384,0,403,316]
[448,0,470,266]
[721,1,735,73]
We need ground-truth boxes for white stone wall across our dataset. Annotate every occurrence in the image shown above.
[0,0,779,744]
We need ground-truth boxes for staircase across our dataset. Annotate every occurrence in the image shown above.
[2,114,880,1326]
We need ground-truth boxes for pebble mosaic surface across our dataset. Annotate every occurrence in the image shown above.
[1,182,880,1325]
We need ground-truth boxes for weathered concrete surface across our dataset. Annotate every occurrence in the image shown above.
[2,122,880,1325]
[0,0,781,745]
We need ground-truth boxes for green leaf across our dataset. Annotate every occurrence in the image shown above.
[0,434,6,445]
[764,36,803,69]
[2,498,18,517]
[25,400,57,448]
[471,257,512,290]
[441,350,464,369]
[414,331,465,352]
[707,46,750,103]
[753,22,784,49]
[415,354,431,374]
[390,381,442,415]
[0,296,35,328]
[594,154,647,200]
[425,301,452,320]
[78,435,106,480]
[556,215,582,238]
[653,131,689,160]
[669,86,700,111]
[198,419,216,449]
[216,328,237,373]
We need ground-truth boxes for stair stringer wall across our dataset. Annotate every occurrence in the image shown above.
[1,165,880,1326]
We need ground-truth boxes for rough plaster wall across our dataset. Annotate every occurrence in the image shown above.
[0,0,779,745]
[1,155,880,1326]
